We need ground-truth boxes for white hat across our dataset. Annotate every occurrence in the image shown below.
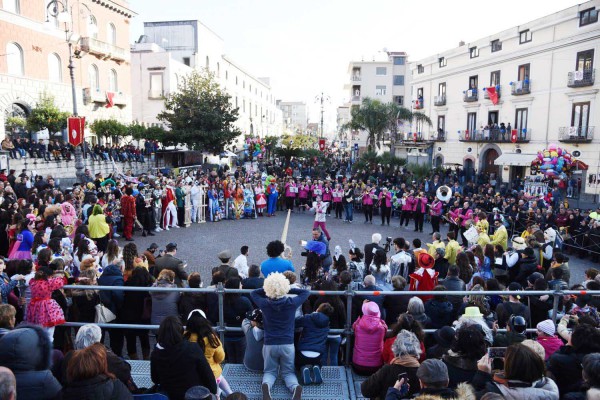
[536,319,555,336]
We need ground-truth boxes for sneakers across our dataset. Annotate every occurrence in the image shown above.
[261,382,271,400]
[312,365,323,385]
[292,385,303,400]
[302,366,312,385]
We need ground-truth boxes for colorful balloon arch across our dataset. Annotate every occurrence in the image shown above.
[531,143,588,180]
[243,137,265,159]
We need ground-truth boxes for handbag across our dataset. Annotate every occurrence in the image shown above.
[95,303,116,323]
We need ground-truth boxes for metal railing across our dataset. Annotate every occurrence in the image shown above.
[80,37,127,61]
[559,126,595,142]
[434,95,446,106]
[61,285,600,366]
[463,89,478,102]
[567,69,595,87]
[430,131,447,141]
[458,129,531,143]
[510,80,531,95]
[483,87,501,100]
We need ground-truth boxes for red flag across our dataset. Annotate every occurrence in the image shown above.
[486,87,499,105]
[68,116,85,146]
[465,130,470,140]
[511,129,518,143]
[318,139,325,151]
[105,91,115,108]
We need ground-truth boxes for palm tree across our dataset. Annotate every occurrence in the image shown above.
[411,111,433,140]
[344,98,389,151]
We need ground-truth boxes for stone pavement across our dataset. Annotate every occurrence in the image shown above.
[122,210,594,285]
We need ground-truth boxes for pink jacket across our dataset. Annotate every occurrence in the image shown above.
[352,302,387,368]
[378,192,392,208]
[332,188,342,203]
[537,336,563,360]
[322,187,332,201]
[285,182,296,198]
[412,196,428,213]
[450,207,473,227]
[403,195,416,211]
[298,185,309,199]
[312,184,323,198]
[429,200,443,216]
[363,190,374,205]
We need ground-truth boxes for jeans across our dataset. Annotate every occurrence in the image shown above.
[262,344,298,393]
[321,335,342,366]
[344,203,353,221]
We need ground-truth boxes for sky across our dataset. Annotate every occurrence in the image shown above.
[127,0,582,129]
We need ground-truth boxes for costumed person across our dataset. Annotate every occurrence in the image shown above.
[490,218,508,250]
[234,183,244,219]
[266,179,278,217]
[190,181,204,223]
[409,252,439,302]
[450,201,473,247]
[60,200,77,234]
[541,227,557,271]
[298,181,309,212]
[305,195,331,241]
[429,196,443,234]
[332,183,343,220]
[243,183,256,219]
[161,180,179,229]
[254,182,267,217]
[412,191,428,232]
[120,186,137,242]
[284,177,297,211]
[152,183,163,232]
[26,268,67,342]
[184,181,192,227]
[378,187,392,226]
[135,185,154,237]
[322,181,332,216]
[8,217,36,260]
[175,180,186,227]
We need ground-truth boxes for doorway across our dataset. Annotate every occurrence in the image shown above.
[463,158,475,182]
[482,148,499,176]
[488,111,499,126]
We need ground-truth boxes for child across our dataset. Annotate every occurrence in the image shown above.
[295,303,334,385]
[26,268,67,341]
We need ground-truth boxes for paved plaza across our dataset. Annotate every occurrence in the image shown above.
[124,211,592,286]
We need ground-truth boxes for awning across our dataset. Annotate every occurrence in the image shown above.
[494,153,537,166]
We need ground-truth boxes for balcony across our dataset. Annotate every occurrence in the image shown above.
[112,92,127,106]
[510,80,531,95]
[351,95,361,102]
[483,87,501,100]
[80,37,127,62]
[413,97,424,110]
[83,87,106,104]
[559,126,594,143]
[463,89,478,102]
[434,95,446,106]
[148,90,164,99]
[351,75,362,82]
[458,128,531,143]
[430,131,446,141]
[567,69,595,88]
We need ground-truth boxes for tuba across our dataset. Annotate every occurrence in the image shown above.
[436,185,452,202]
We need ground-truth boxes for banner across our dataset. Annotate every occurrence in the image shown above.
[511,129,518,143]
[486,87,499,105]
[318,139,325,151]
[105,91,115,108]
[67,116,85,146]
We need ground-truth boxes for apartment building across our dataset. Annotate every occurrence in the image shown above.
[134,20,283,142]
[0,0,135,142]
[277,101,308,134]
[410,0,599,194]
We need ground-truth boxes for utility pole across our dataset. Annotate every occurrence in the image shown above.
[315,92,330,138]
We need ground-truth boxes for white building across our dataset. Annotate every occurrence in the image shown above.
[410,0,600,195]
[277,101,308,134]
[132,20,282,146]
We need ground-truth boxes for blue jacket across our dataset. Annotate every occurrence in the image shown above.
[250,288,309,345]
[260,257,294,277]
[97,264,124,314]
[296,312,330,355]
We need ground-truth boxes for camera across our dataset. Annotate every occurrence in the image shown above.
[384,237,393,253]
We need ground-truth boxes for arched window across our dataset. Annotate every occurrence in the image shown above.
[205,56,209,71]
[88,64,99,90]
[4,0,20,14]
[107,23,116,45]
[108,69,118,92]
[48,53,62,82]
[6,42,23,76]
[88,15,98,39]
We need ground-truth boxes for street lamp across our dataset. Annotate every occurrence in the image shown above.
[315,92,330,139]
[46,0,87,183]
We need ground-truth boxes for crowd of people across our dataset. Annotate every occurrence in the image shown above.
[1,154,600,399]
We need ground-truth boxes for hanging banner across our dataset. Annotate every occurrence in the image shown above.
[318,139,325,151]
[68,116,85,147]
[511,129,518,143]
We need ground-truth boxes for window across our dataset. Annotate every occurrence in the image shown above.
[183,57,190,66]
[48,53,62,82]
[519,29,532,44]
[375,85,387,96]
[469,46,479,58]
[469,75,478,89]
[88,64,99,90]
[393,96,404,105]
[108,69,118,92]
[438,82,446,95]
[107,23,116,45]
[518,64,530,81]
[6,42,23,76]
[491,39,502,52]
[393,75,404,85]
[515,108,528,133]
[576,49,594,71]
[393,56,405,65]
[417,64,424,74]
[580,8,598,26]
[376,67,387,75]
[572,102,590,131]
[490,70,501,86]
[439,57,447,68]
[4,0,19,14]
[149,73,163,97]
[437,115,445,131]
[205,56,209,71]
[216,62,220,77]
[467,112,477,132]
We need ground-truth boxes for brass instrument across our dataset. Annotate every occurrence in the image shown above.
[436,185,452,202]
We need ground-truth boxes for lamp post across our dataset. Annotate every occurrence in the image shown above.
[46,0,88,183]
[315,92,330,139]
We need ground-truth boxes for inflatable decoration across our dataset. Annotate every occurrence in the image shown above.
[531,144,588,180]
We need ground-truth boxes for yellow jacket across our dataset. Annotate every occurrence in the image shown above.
[427,241,446,257]
[187,333,225,378]
[445,240,461,265]
[490,225,508,250]
[88,214,110,238]
[477,233,491,248]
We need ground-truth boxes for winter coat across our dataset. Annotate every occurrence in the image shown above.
[61,375,132,400]
[178,292,207,321]
[97,265,124,315]
[548,345,586,395]
[470,370,559,400]
[121,272,151,324]
[242,319,264,372]
[514,256,539,287]
[296,312,330,355]
[70,284,100,323]
[537,335,563,360]
[442,353,479,389]
[150,279,180,326]
[61,346,134,390]
[362,362,420,400]
[383,292,410,326]
[384,383,476,399]
[424,299,454,329]
[153,254,188,287]
[187,333,225,379]
[0,325,62,400]
[352,302,387,368]
[150,340,217,400]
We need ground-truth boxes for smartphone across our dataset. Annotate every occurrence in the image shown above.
[397,372,407,381]
[487,347,507,359]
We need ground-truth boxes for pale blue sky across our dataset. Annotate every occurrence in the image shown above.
[128,0,582,127]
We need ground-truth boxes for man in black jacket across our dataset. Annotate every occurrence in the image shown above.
[364,233,384,269]
[153,242,188,287]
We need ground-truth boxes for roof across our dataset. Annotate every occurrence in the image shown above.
[494,153,537,166]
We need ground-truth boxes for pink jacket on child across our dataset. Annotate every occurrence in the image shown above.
[352,302,387,368]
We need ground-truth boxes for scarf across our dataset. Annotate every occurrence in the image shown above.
[390,354,420,368]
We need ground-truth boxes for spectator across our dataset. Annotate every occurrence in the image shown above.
[383,313,426,364]
[295,302,332,385]
[0,366,16,400]
[178,272,207,321]
[312,280,346,366]
[260,240,294,277]
[440,265,466,319]
[433,247,449,279]
[150,269,180,328]
[219,277,252,364]
[97,258,125,357]
[383,275,410,326]
[352,301,387,375]
[536,319,563,360]
[242,309,264,373]
[495,282,530,328]
[216,250,239,281]
[407,296,430,327]
[70,268,100,324]
[361,329,422,399]
[424,286,454,329]
[0,304,16,338]
[153,242,188,287]
[355,275,384,317]
[493,315,527,346]
[442,324,487,388]
[528,278,554,326]
[151,316,217,399]
[426,326,456,360]
[564,353,600,399]
[546,252,571,285]
[233,245,249,279]
[122,266,152,360]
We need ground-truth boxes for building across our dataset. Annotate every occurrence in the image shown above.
[410,0,600,195]
[133,20,282,143]
[277,101,308,134]
[344,51,411,150]
[0,0,135,142]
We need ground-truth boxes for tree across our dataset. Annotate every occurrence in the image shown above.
[90,119,127,144]
[128,122,147,143]
[344,98,389,151]
[157,70,241,154]
[26,93,69,136]
[280,133,316,150]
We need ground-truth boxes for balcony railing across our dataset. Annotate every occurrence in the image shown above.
[351,75,361,81]
[430,131,446,141]
[112,92,127,106]
[458,128,531,143]
[351,95,361,102]
[80,37,127,62]
[434,95,446,106]
[567,69,596,88]
[83,87,105,104]
[559,126,594,143]
[483,87,501,100]
[148,90,164,99]
[463,89,478,102]
[510,80,531,95]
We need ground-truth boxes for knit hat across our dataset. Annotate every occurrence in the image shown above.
[537,319,556,336]
[362,301,380,317]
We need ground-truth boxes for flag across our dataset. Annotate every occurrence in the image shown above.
[106,91,115,108]
[486,87,499,105]
[318,139,326,151]
[68,116,85,146]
